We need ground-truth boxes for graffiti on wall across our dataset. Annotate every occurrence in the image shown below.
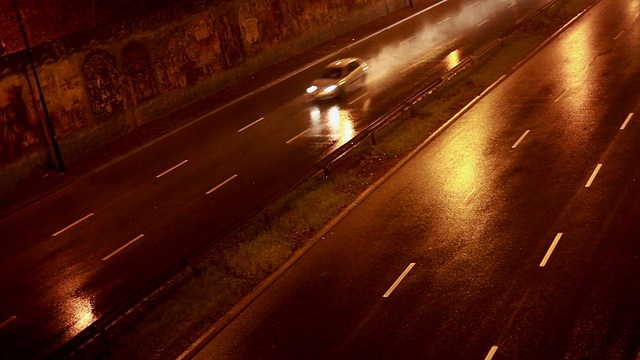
[122,41,159,104]
[193,15,224,75]
[215,11,246,68]
[0,85,43,163]
[41,74,89,137]
[82,50,123,116]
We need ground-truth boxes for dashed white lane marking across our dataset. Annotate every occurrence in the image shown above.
[477,19,490,27]
[438,17,450,24]
[238,117,264,133]
[0,316,17,329]
[508,1,517,8]
[511,130,530,149]
[206,174,238,195]
[620,113,633,130]
[383,263,415,298]
[102,234,144,261]
[464,188,477,204]
[554,88,568,103]
[349,93,369,105]
[540,233,563,267]
[286,129,310,144]
[585,163,603,188]
[469,1,480,7]
[53,213,95,237]
[401,36,416,45]
[156,160,189,178]
[614,30,624,40]
[484,346,499,360]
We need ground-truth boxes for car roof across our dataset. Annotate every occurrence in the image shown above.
[325,58,363,69]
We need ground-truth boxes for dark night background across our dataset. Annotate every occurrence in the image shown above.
[0,0,232,52]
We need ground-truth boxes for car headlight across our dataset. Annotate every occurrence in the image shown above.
[323,85,338,93]
[306,85,318,94]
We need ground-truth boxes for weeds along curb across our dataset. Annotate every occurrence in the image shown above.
[73,0,603,358]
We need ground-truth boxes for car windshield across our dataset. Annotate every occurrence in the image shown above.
[320,67,344,79]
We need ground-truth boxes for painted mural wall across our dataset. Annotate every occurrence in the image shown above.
[0,0,411,191]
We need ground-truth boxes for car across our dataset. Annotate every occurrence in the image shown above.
[306,58,368,100]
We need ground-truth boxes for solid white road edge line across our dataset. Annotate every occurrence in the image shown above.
[614,30,624,40]
[484,346,499,360]
[512,129,530,148]
[53,213,95,237]
[540,232,563,267]
[383,263,415,298]
[585,163,602,188]
[286,129,310,144]
[102,234,144,261]
[0,316,17,329]
[156,160,189,178]
[621,113,633,130]
[238,117,264,132]
[206,174,239,195]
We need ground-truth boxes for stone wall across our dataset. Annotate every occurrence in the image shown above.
[0,0,411,191]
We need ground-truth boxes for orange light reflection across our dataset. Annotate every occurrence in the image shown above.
[443,49,461,71]
[328,105,355,147]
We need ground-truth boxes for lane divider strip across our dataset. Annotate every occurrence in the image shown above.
[585,163,602,188]
[484,346,499,360]
[620,113,633,130]
[0,316,17,329]
[53,213,95,237]
[102,234,144,261]
[206,175,239,195]
[383,263,415,298]
[540,232,563,267]
[511,129,530,148]
[156,160,189,178]
[238,117,264,133]
[286,129,310,144]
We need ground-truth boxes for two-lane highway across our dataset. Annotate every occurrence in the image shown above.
[0,0,568,357]
[193,0,640,358]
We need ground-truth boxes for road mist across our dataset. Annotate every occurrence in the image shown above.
[366,0,517,85]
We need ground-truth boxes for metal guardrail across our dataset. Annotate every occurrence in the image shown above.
[49,0,572,357]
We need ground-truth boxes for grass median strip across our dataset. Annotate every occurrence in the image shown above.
[84,0,599,358]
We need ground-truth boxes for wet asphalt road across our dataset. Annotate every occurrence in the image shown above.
[193,0,640,358]
[0,0,581,358]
